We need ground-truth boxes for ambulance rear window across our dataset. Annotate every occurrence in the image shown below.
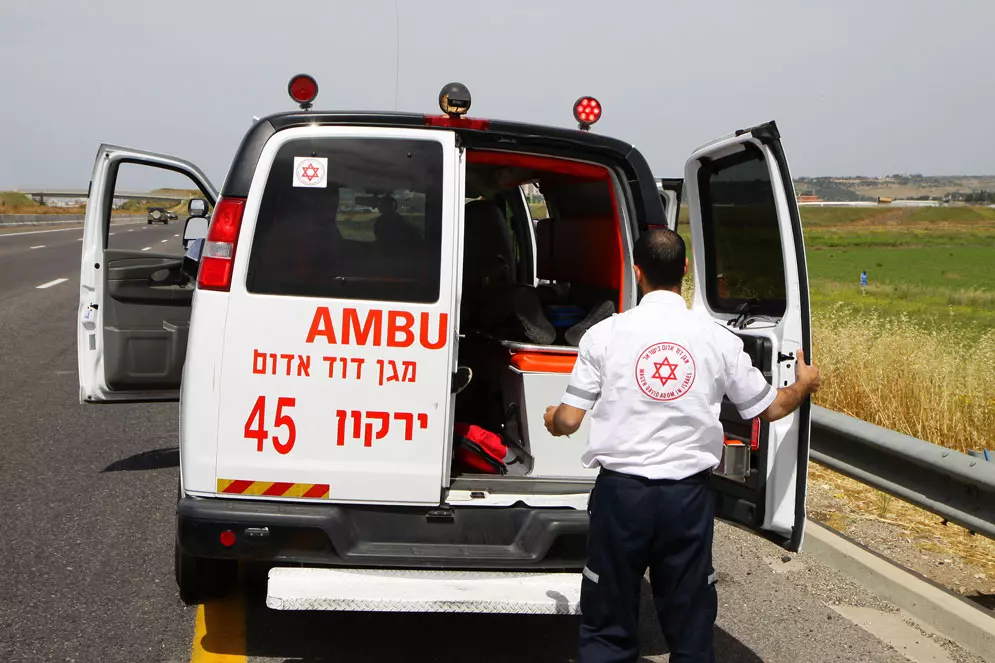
[698,146,787,317]
[245,138,443,303]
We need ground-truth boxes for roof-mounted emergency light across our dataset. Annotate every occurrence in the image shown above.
[573,96,602,131]
[439,82,472,118]
[288,74,318,110]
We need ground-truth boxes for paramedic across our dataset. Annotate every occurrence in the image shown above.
[543,228,821,663]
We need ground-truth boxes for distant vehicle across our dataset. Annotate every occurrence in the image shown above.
[166,211,178,221]
[147,206,169,224]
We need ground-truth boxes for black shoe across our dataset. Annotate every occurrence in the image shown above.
[565,300,616,346]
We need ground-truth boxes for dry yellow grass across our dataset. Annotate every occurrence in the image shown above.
[809,308,995,575]
[811,306,995,454]
[681,274,994,454]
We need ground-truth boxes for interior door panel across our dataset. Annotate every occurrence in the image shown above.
[102,249,194,391]
[712,333,773,527]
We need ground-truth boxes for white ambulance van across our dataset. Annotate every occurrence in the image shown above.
[77,78,811,611]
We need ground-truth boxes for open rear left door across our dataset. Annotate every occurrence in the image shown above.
[78,144,216,403]
[684,122,812,550]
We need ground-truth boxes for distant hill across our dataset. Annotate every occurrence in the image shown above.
[793,175,995,202]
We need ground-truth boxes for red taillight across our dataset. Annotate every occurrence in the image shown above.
[197,197,246,292]
[424,115,490,130]
[219,530,236,548]
[750,417,761,451]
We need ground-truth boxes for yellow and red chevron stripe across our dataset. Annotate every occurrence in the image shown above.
[217,478,329,499]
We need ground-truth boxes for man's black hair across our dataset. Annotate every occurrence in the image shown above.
[632,228,686,288]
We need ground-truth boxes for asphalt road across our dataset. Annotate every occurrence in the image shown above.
[0,221,983,662]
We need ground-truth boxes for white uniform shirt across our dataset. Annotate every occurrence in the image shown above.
[561,290,777,480]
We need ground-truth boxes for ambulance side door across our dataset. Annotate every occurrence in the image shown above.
[684,122,812,551]
[77,144,217,403]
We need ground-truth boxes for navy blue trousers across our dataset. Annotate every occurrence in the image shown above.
[578,468,717,663]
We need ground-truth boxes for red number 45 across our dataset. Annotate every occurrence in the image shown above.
[244,396,297,454]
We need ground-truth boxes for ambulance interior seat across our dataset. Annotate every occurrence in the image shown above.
[532,179,622,327]
[459,200,555,345]
[461,200,515,291]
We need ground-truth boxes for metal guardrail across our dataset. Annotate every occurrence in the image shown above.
[0,214,84,226]
[0,215,144,227]
[810,405,995,539]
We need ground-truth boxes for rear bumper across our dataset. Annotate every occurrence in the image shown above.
[177,496,589,570]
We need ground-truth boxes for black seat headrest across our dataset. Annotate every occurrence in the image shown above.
[463,200,515,288]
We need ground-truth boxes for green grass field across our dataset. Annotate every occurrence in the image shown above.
[678,204,995,336]
[800,206,995,335]
[808,246,995,294]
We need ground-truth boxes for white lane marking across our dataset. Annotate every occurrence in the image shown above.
[0,219,143,239]
[30,245,45,249]
[109,232,115,236]
[173,234,179,238]
[141,247,151,251]
[128,229,134,232]
[160,239,169,243]
[77,238,83,241]
[36,278,68,289]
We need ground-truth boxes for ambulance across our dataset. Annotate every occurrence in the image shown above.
[77,76,811,611]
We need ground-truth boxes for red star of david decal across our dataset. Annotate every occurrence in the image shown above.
[299,162,321,182]
[651,357,679,388]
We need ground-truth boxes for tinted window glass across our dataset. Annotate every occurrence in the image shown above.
[699,147,786,316]
[246,138,443,303]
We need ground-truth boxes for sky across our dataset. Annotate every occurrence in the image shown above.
[1,0,994,189]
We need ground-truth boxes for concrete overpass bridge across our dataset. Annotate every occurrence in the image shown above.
[20,189,190,206]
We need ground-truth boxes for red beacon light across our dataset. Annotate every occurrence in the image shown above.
[288,74,318,110]
[573,96,602,131]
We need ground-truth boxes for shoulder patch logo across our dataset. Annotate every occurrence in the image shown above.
[635,342,696,401]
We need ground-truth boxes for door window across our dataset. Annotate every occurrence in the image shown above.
[107,163,210,256]
[245,138,444,303]
[698,147,787,316]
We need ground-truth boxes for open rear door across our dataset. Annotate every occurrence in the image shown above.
[211,127,461,506]
[684,122,811,550]
[78,145,216,403]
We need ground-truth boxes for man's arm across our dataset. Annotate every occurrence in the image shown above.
[543,324,606,437]
[759,349,821,422]
[544,404,586,437]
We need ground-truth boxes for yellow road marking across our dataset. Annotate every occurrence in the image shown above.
[190,593,247,663]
